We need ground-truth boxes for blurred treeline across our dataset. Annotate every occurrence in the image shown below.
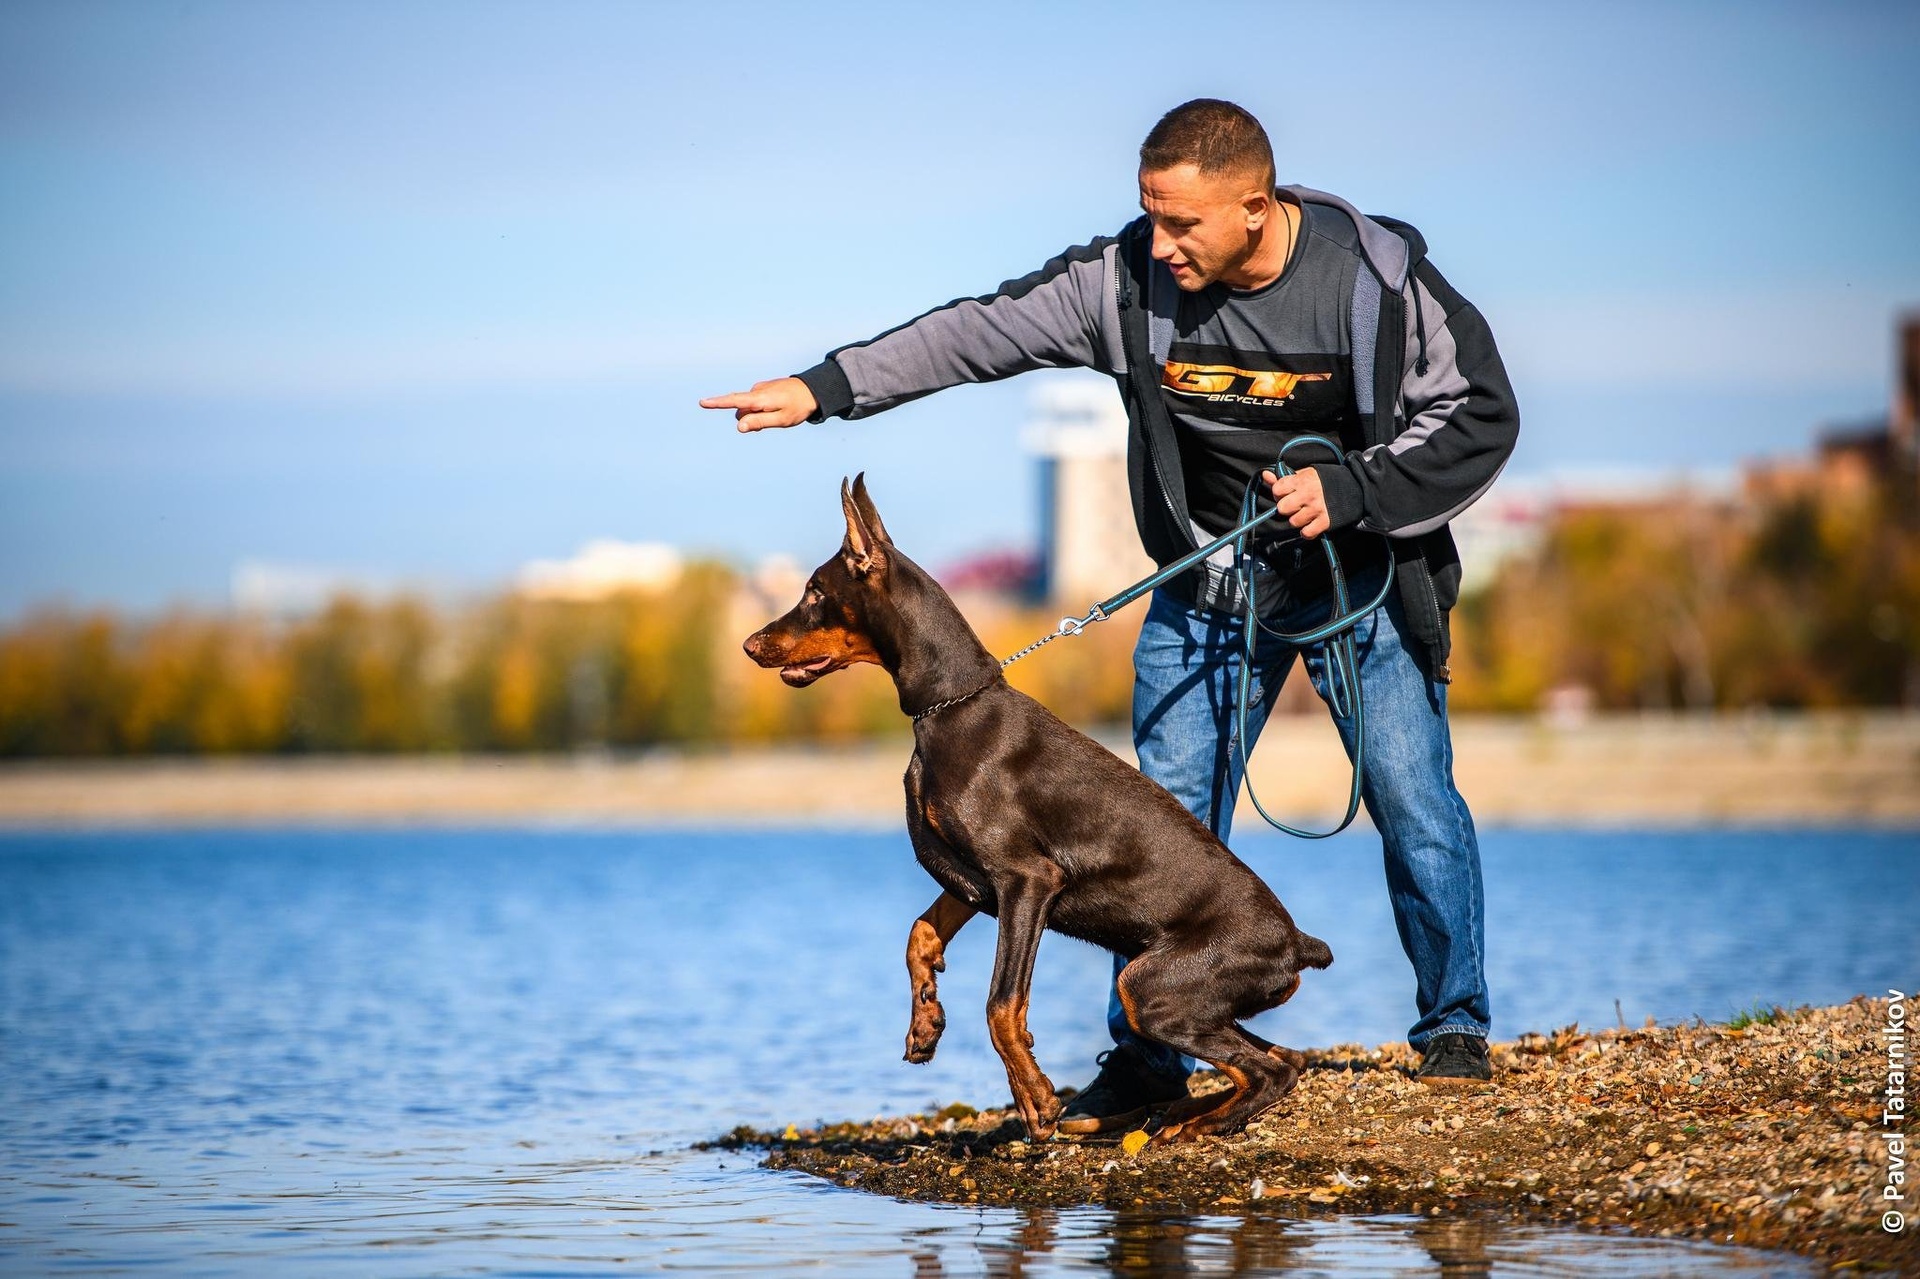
[1,485,1914,756]
[0,565,1139,756]
[1450,484,1919,712]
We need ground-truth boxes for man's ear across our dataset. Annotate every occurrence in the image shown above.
[1242,185,1272,231]
[849,472,891,545]
[840,477,885,576]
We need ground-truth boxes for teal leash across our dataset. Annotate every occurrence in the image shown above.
[1226,436,1394,837]
[998,434,1393,839]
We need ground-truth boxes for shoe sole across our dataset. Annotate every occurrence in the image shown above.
[1417,1074,1494,1091]
[1055,1103,1169,1136]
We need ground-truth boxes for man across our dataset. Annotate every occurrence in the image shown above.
[702,99,1518,1129]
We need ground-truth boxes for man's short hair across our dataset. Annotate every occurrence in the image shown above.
[1139,99,1275,191]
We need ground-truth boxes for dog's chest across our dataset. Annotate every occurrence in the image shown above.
[904,751,997,910]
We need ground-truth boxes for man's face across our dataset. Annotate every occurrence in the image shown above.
[1138,163,1270,292]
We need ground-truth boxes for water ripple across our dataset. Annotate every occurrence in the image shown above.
[5,825,1909,1274]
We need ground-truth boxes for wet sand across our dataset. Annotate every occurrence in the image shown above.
[1,712,1915,827]
[720,998,1913,1273]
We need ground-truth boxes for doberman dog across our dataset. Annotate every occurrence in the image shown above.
[743,476,1332,1143]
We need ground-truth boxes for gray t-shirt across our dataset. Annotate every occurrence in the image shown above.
[1161,200,1364,541]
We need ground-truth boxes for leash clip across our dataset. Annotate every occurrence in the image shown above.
[1056,603,1106,638]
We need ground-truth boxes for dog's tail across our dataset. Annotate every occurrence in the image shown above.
[1297,933,1333,970]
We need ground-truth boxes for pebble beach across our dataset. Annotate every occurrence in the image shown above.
[721,998,1915,1273]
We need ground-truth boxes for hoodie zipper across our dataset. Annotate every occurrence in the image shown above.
[1408,264,1431,378]
[1116,232,1195,551]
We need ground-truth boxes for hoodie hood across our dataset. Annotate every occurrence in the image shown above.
[1283,184,1420,290]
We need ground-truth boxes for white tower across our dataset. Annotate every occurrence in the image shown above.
[1022,379,1157,606]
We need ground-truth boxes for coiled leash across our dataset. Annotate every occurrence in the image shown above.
[997,434,1394,838]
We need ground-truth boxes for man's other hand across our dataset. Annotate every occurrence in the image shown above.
[699,378,819,432]
[1262,468,1330,539]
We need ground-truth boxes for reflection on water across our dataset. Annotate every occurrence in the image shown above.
[4,1145,1807,1276]
[908,1206,1807,1276]
[4,826,1903,1275]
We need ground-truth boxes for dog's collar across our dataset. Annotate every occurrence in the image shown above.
[911,678,997,722]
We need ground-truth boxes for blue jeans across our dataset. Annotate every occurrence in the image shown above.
[1109,568,1491,1076]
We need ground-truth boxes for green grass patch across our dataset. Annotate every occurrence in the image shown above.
[1724,1002,1807,1030]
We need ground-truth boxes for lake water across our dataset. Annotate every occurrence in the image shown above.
[2,825,1912,1275]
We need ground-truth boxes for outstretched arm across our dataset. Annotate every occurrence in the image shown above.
[698,237,1125,430]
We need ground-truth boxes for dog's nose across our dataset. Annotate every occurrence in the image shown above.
[742,631,765,662]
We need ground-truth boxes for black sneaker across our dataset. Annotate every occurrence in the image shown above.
[1056,1044,1190,1135]
[1416,1032,1493,1087]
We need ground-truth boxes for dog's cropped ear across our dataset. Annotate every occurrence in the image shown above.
[840,477,887,577]
[849,472,891,545]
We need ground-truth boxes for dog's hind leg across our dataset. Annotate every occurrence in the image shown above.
[1199,1024,1306,1136]
[904,891,975,1063]
[1232,1024,1307,1077]
[1159,1035,1300,1142]
[1117,949,1300,1143]
[1139,1021,1300,1143]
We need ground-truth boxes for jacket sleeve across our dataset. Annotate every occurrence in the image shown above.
[1315,260,1520,537]
[794,239,1125,421]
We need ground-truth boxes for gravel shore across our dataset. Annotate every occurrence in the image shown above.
[715,998,1914,1273]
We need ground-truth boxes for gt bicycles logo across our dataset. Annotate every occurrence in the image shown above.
[1161,361,1332,408]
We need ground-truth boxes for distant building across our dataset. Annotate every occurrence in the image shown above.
[1896,312,1920,486]
[1743,312,1920,509]
[1745,423,1900,506]
[516,540,682,601]
[230,561,394,616]
[1011,311,1920,605]
[1021,378,1738,601]
[1449,469,1738,589]
[1448,486,1551,588]
[1023,381,1156,606]
[939,549,1042,598]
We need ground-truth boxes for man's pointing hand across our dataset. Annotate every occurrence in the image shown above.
[699,377,819,432]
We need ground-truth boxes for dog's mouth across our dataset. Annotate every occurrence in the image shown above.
[779,655,837,687]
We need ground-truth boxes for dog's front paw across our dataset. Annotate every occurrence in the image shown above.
[1020,1080,1064,1140]
[904,1000,946,1064]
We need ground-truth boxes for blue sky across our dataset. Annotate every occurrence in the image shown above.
[2,0,1916,617]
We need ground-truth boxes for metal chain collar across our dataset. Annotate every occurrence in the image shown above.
[910,609,1106,722]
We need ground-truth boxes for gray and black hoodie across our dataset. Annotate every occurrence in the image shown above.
[794,185,1520,676]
